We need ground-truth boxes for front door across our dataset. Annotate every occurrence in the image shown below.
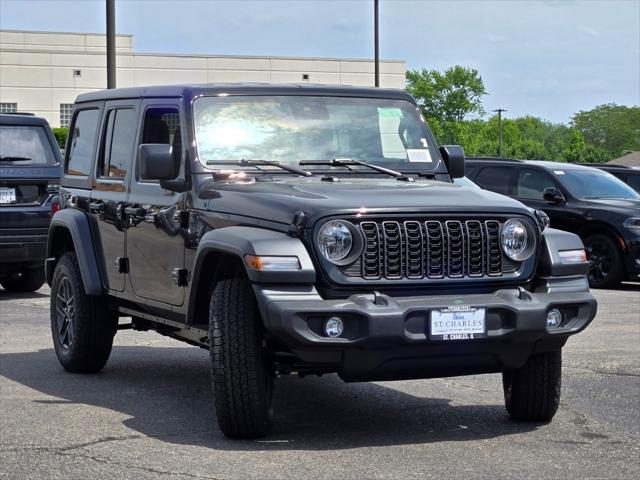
[89,101,139,292]
[126,103,185,306]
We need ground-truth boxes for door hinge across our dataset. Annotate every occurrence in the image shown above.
[179,210,190,229]
[115,257,129,274]
[172,268,189,287]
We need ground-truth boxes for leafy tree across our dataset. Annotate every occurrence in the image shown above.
[571,104,640,158]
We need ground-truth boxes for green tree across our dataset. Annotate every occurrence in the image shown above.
[571,104,640,158]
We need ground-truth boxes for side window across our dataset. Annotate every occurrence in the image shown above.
[475,166,514,195]
[99,108,137,179]
[626,174,640,192]
[66,109,99,176]
[140,107,181,181]
[517,168,555,200]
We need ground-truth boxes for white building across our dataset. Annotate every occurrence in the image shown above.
[0,29,406,128]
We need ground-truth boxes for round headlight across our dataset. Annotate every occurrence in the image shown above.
[501,219,533,261]
[317,220,354,263]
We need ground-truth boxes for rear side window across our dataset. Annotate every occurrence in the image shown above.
[0,125,56,165]
[66,109,99,176]
[475,166,515,195]
[517,168,555,200]
[99,108,137,179]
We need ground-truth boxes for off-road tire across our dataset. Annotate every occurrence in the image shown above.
[209,278,273,439]
[50,252,118,373]
[503,350,562,422]
[584,233,624,289]
[0,267,45,292]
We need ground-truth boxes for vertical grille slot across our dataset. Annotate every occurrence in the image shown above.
[425,221,445,278]
[485,220,502,276]
[445,220,465,277]
[466,220,484,277]
[403,221,424,278]
[382,221,402,279]
[360,221,381,279]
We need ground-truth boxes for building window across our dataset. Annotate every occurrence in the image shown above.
[0,103,18,113]
[60,104,74,128]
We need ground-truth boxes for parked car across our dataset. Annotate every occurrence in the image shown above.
[46,85,596,438]
[0,113,61,292]
[466,157,640,288]
[582,163,640,193]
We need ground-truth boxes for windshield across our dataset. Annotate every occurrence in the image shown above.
[0,125,57,165]
[558,169,640,200]
[193,95,438,172]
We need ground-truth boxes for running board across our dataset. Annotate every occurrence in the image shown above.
[117,307,209,348]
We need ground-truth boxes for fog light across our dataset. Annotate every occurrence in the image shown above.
[547,309,563,328]
[324,317,344,338]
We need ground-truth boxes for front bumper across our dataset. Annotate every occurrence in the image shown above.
[254,276,597,381]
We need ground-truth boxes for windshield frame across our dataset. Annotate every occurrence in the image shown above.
[191,93,446,176]
[556,168,640,200]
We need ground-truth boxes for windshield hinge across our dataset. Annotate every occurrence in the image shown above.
[288,211,308,237]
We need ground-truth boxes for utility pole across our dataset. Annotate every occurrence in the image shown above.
[493,108,507,157]
[106,0,116,89]
[374,0,379,87]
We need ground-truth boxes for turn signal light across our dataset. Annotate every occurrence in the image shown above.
[244,255,301,271]
[558,249,587,263]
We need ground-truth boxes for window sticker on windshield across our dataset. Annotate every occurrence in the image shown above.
[554,170,565,175]
[378,107,403,118]
[407,149,432,163]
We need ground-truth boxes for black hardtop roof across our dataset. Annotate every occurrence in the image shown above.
[0,113,51,126]
[466,157,596,171]
[75,83,415,104]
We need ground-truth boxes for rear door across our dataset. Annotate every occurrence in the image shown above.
[89,100,140,292]
[472,164,517,196]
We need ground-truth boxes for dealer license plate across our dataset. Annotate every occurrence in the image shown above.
[429,306,486,341]
[0,188,16,204]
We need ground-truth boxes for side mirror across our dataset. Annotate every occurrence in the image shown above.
[543,187,565,204]
[439,145,465,179]
[138,144,178,181]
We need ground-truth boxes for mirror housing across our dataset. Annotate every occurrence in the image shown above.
[439,145,465,179]
[139,144,177,181]
[543,187,565,204]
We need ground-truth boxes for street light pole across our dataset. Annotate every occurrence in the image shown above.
[374,0,379,87]
[106,0,116,89]
[493,108,507,157]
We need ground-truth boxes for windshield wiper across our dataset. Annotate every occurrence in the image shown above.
[299,158,412,181]
[206,159,312,177]
[0,156,32,162]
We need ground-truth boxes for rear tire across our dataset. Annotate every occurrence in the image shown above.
[503,350,562,422]
[209,278,273,439]
[584,233,624,289]
[0,267,45,292]
[50,252,118,373]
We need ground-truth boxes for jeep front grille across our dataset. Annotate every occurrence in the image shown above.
[347,218,517,280]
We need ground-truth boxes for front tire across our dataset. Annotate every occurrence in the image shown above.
[50,252,118,373]
[209,278,274,439]
[0,267,45,292]
[585,233,624,289]
[503,350,562,422]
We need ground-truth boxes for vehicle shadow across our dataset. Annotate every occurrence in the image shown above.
[0,290,49,300]
[0,346,538,450]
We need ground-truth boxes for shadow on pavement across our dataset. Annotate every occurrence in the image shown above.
[0,290,49,301]
[0,346,539,450]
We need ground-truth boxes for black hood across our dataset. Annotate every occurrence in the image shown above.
[583,198,640,215]
[201,177,532,225]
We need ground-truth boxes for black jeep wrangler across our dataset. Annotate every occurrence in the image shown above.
[47,84,597,439]
[1,113,61,292]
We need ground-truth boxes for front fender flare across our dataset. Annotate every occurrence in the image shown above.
[46,209,105,295]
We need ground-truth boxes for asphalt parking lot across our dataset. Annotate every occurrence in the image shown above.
[1,284,639,480]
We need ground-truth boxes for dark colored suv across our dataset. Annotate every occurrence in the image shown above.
[46,84,596,439]
[467,158,640,288]
[0,113,61,292]
[584,164,640,193]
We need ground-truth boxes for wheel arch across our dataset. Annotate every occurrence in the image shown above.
[577,221,626,253]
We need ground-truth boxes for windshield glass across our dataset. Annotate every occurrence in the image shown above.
[193,95,437,172]
[558,169,640,199]
[0,125,57,165]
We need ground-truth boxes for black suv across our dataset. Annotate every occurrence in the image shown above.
[46,85,596,439]
[584,163,640,193]
[0,113,61,292]
[467,158,640,288]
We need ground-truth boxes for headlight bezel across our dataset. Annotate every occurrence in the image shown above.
[500,218,536,262]
[316,219,364,266]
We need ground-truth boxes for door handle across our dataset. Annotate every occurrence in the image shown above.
[89,201,105,213]
[124,206,146,216]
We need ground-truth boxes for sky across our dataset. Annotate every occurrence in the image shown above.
[1,0,638,123]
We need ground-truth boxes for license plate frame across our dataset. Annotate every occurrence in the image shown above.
[0,187,17,204]
[429,306,487,341]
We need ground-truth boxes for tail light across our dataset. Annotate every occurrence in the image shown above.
[51,195,61,214]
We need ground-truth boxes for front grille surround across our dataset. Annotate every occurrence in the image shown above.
[315,214,538,285]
